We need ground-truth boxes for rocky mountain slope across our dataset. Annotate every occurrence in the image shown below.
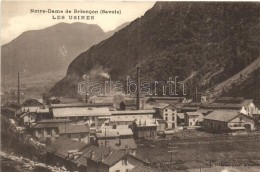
[1,22,129,77]
[50,2,260,98]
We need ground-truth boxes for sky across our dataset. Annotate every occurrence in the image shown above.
[1,1,155,45]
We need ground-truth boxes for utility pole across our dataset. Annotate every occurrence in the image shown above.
[17,72,20,104]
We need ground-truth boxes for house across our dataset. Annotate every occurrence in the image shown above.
[177,113,185,126]
[184,111,204,126]
[153,103,177,129]
[45,136,88,170]
[98,138,137,156]
[156,119,167,131]
[242,99,256,116]
[35,108,52,121]
[76,146,145,172]
[20,112,37,126]
[109,110,156,129]
[96,128,137,155]
[2,102,22,118]
[21,99,44,113]
[52,107,111,130]
[132,118,158,140]
[203,110,255,132]
[33,119,90,143]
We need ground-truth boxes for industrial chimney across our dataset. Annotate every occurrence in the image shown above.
[17,72,20,104]
[136,66,140,110]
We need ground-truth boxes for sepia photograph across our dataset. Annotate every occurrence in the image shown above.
[1,0,260,172]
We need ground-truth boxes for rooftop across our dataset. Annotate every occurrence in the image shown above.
[98,138,137,150]
[46,136,87,158]
[156,119,167,124]
[110,114,153,122]
[75,145,127,167]
[52,107,111,118]
[177,113,185,119]
[51,103,113,108]
[96,128,133,138]
[130,165,159,172]
[59,124,90,134]
[185,112,203,116]
[111,110,156,115]
[203,110,241,122]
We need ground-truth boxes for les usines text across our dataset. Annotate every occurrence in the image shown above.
[30,9,121,20]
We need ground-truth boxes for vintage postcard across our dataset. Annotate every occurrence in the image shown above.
[1,0,260,172]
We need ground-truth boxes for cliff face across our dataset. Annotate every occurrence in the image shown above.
[50,2,260,97]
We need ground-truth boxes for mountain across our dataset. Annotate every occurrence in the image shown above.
[50,2,260,99]
[1,22,127,77]
[105,22,130,38]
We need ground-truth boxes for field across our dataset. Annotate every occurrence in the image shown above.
[135,130,260,171]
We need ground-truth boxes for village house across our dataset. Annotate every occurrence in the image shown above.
[203,110,255,132]
[184,111,204,127]
[19,107,52,126]
[75,145,145,172]
[33,119,90,143]
[52,107,111,130]
[46,136,88,170]
[2,102,22,118]
[132,118,158,140]
[109,110,156,129]
[21,99,44,113]
[153,103,177,129]
[156,119,167,131]
[96,128,137,155]
[20,112,37,126]
[177,113,185,126]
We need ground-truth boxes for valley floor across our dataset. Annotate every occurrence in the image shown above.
[136,130,260,171]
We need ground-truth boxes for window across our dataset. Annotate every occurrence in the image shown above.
[115,170,120,172]
[122,159,127,165]
[46,129,51,136]
[172,116,175,121]
[165,109,168,112]
[165,117,168,121]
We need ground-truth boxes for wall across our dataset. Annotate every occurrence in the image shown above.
[160,106,177,129]
[187,115,199,126]
[228,114,255,130]
[109,158,135,172]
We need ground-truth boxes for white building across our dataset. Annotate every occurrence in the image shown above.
[153,103,178,129]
